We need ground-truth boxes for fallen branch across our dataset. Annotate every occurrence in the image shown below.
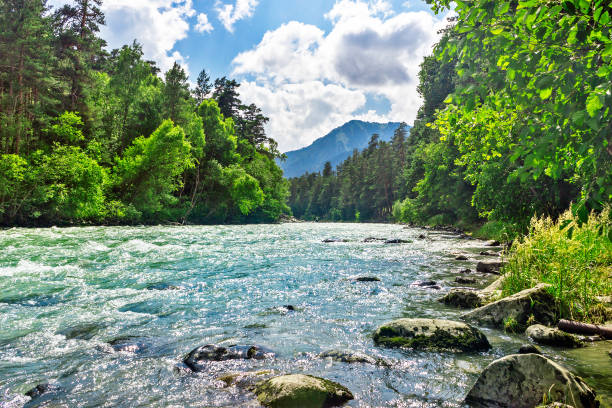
[557,319,612,340]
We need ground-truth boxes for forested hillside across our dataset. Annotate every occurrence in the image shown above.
[289,0,612,234]
[0,0,288,226]
[279,120,403,178]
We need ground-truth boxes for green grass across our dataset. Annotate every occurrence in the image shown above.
[501,208,612,323]
[472,220,523,243]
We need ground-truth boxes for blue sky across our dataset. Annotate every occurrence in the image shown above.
[49,0,453,151]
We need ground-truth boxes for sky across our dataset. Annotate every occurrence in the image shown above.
[47,0,453,152]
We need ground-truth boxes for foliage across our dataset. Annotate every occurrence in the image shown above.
[501,209,612,323]
[0,1,288,226]
[113,120,193,219]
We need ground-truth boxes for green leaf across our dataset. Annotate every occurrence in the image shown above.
[559,219,572,230]
[586,93,603,117]
[517,0,538,9]
[567,226,574,239]
[540,88,553,100]
[608,229,612,243]
[490,26,504,35]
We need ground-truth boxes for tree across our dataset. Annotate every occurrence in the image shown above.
[194,69,212,105]
[212,77,241,119]
[163,62,191,125]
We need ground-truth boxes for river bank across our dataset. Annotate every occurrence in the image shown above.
[0,223,610,407]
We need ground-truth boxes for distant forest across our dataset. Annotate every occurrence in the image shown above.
[0,0,288,226]
[288,0,611,234]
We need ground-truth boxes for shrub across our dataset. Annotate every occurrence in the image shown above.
[501,208,612,323]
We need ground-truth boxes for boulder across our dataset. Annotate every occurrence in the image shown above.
[255,374,354,408]
[462,283,556,330]
[526,325,584,348]
[518,344,542,354]
[439,289,483,309]
[476,261,505,274]
[318,350,377,364]
[455,255,469,261]
[479,276,505,302]
[372,318,490,352]
[184,344,275,371]
[465,354,598,408]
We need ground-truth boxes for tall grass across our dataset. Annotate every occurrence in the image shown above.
[501,208,612,323]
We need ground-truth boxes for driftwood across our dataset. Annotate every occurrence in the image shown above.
[557,319,612,339]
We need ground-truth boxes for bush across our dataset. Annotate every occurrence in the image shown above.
[501,208,612,323]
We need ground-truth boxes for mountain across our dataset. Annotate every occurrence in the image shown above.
[279,120,406,178]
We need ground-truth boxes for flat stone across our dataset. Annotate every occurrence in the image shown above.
[318,350,377,364]
[373,318,490,352]
[462,283,556,330]
[184,344,275,371]
[255,374,354,408]
[526,325,584,348]
[384,239,411,244]
[465,353,598,408]
[439,289,483,309]
[354,276,381,282]
[455,276,477,284]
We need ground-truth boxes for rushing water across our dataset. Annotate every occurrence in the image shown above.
[0,223,610,407]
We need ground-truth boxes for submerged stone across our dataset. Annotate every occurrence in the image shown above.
[526,324,584,348]
[372,318,490,352]
[25,383,60,399]
[318,349,377,364]
[57,322,105,340]
[217,370,276,388]
[462,283,556,330]
[455,276,477,284]
[384,239,411,244]
[465,354,598,408]
[184,344,275,371]
[354,276,381,282]
[255,374,354,408]
[455,255,469,261]
[363,237,387,243]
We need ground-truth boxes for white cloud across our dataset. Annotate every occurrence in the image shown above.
[215,0,259,33]
[195,13,214,33]
[232,0,452,152]
[47,0,196,75]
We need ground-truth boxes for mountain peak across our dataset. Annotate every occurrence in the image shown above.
[279,120,406,178]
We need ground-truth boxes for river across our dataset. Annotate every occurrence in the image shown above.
[0,223,610,407]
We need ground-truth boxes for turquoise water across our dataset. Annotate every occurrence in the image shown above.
[0,223,610,407]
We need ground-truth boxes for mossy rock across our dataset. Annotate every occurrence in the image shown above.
[439,289,483,309]
[372,318,490,352]
[465,354,598,408]
[462,283,556,330]
[526,325,584,348]
[255,374,354,408]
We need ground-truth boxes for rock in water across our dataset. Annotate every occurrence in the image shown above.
[384,239,411,244]
[455,276,477,284]
[465,354,598,408]
[354,276,381,282]
[439,289,483,309]
[455,255,469,261]
[184,344,275,371]
[526,324,584,348]
[255,374,354,408]
[318,350,377,364]
[485,240,501,247]
[372,318,490,352]
[518,344,542,354]
[476,261,505,274]
[462,283,556,330]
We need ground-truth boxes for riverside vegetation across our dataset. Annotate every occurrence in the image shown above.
[0,0,289,227]
[287,0,612,324]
